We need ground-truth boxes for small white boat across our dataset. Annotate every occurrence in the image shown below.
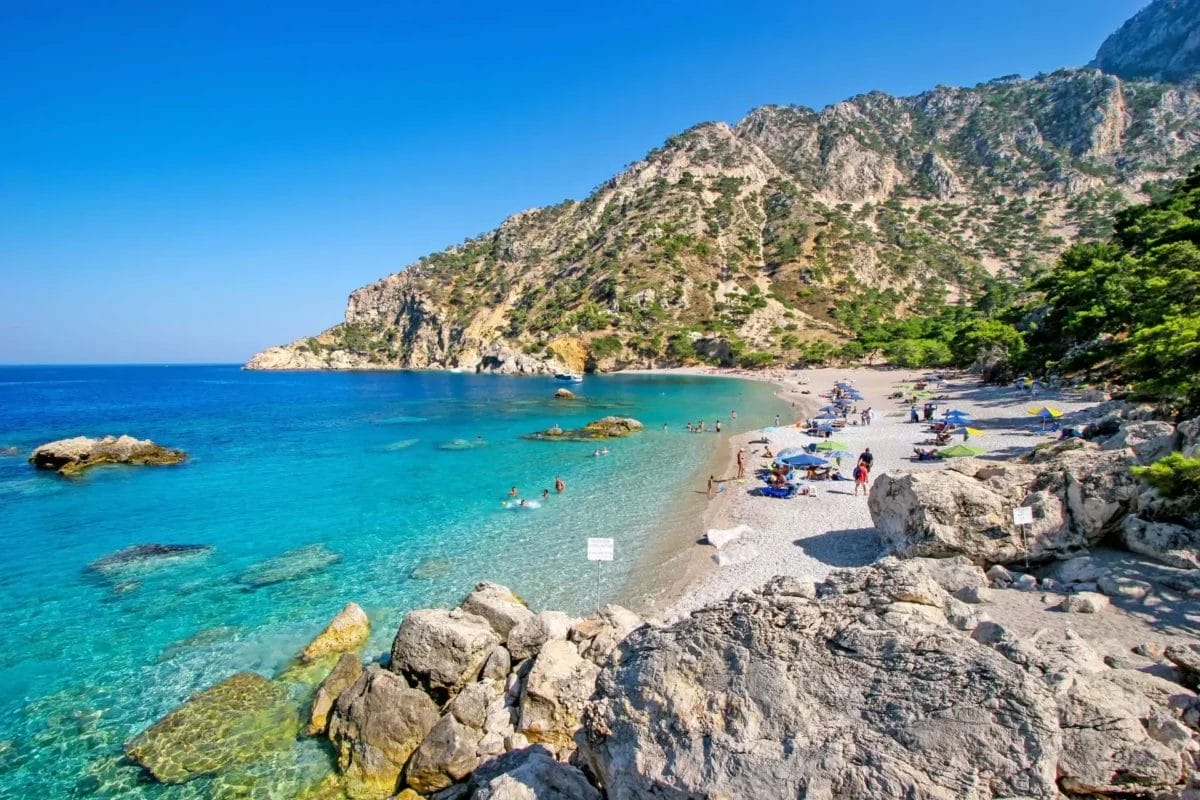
[553,372,584,383]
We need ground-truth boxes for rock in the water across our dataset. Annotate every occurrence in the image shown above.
[433,744,601,800]
[553,388,575,399]
[87,543,212,579]
[507,611,574,661]
[869,443,1138,564]
[389,609,501,702]
[410,558,454,580]
[405,714,481,794]
[300,603,370,663]
[124,672,297,784]
[307,653,362,736]
[1058,592,1110,614]
[238,544,341,589]
[29,435,187,476]
[525,417,643,442]
[581,562,1063,799]
[518,639,600,754]
[1122,516,1200,570]
[327,665,440,800]
[460,583,535,639]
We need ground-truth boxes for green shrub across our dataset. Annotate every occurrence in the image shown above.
[1132,453,1200,511]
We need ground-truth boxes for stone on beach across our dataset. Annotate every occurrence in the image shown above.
[389,608,501,702]
[506,611,574,661]
[327,665,440,800]
[300,602,370,663]
[29,434,187,476]
[1058,592,1110,613]
[1121,516,1200,570]
[703,524,751,549]
[238,544,342,589]
[124,672,297,784]
[404,713,482,794]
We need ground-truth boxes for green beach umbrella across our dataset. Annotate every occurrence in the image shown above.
[938,444,986,458]
[814,440,849,451]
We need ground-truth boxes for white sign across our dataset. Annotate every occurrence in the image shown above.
[587,538,615,562]
[1012,506,1034,526]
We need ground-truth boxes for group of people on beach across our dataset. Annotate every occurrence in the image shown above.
[685,416,726,434]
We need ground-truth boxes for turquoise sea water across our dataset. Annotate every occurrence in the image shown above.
[0,365,784,798]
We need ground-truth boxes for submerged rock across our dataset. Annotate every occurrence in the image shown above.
[410,558,454,580]
[438,438,489,451]
[29,435,186,476]
[124,672,298,784]
[87,543,213,579]
[238,544,341,589]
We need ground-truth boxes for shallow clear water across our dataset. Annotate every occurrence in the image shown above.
[0,365,783,798]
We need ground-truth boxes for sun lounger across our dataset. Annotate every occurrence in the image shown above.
[760,484,798,499]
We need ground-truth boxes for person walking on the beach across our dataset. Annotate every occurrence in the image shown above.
[858,448,874,470]
[715,419,722,433]
[853,462,869,495]
[962,426,970,441]
[736,448,746,479]
[554,476,565,493]
[775,414,781,426]
[910,406,920,423]
[707,475,716,497]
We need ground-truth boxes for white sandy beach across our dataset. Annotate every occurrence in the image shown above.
[625,366,1105,621]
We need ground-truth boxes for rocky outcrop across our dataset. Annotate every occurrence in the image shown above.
[869,441,1140,564]
[1122,516,1200,570]
[553,388,575,399]
[307,653,363,736]
[525,417,644,442]
[327,666,441,799]
[432,745,601,800]
[1091,0,1200,83]
[580,558,1197,799]
[389,608,501,703]
[300,602,370,663]
[460,582,535,640]
[124,672,298,783]
[517,639,600,753]
[30,435,186,476]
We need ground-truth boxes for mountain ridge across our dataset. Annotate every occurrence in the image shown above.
[248,1,1200,374]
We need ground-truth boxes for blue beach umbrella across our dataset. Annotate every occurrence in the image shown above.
[943,409,972,418]
[818,405,841,414]
[776,452,830,468]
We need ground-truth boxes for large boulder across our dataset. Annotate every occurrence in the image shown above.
[870,443,1139,564]
[30,435,187,476]
[301,602,370,663]
[404,714,481,794]
[1101,420,1177,464]
[124,672,297,784]
[460,583,535,639]
[506,611,574,661]
[1122,516,1200,570]
[581,564,1063,799]
[430,745,601,800]
[389,608,501,702]
[306,653,362,736]
[517,639,601,754]
[570,604,644,666]
[327,665,440,800]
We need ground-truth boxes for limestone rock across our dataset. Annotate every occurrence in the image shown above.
[433,744,600,800]
[1122,516,1200,570]
[1097,574,1152,601]
[553,388,575,400]
[327,666,440,800]
[481,646,511,682]
[389,609,501,702]
[301,603,370,663]
[460,583,535,639]
[1166,644,1200,688]
[986,564,1013,587]
[30,435,186,476]
[1048,554,1106,585]
[518,639,600,753]
[307,653,363,736]
[124,672,297,784]
[581,561,1062,799]
[1057,592,1110,614]
[405,714,482,794]
[506,611,574,661]
[570,605,645,666]
[1101,420,1177,463]
[446,680,502,731]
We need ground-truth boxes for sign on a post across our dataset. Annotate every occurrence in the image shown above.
[587,538,615,561]
[1012,506,1034,526]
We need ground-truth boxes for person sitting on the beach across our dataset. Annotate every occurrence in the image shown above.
[762,445,774,458]
[934,432,951,445]
[913,447,938,461]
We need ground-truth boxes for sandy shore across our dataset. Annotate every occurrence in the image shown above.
[618,366,1105,622]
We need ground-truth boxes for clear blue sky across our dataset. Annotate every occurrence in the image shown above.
[0,0,1145,363]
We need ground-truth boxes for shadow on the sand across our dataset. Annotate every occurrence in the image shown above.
[794,527,882,568]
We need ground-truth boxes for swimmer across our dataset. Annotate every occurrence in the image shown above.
[715,420,721,433]
[508,486,518,497]
[593,449,602,457]
[542,488,550,500]
[600,447,609,456]
[555,476,565,493]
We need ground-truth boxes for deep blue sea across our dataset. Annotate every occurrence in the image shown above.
[0,365,784,798]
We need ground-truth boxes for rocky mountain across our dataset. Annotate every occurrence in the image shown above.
[248,3,1200,373]
[1091,0,1200,84]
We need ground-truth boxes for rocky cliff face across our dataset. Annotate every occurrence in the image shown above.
[1091,0,1200,84]
[248,9,1200,372]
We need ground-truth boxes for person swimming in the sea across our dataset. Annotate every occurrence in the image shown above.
[542,488,550,500]
[508,486,518,497]
[555,476,565,493]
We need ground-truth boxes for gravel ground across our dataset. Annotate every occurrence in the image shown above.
[664,367,1104,619]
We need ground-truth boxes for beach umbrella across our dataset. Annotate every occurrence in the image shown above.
[943,408,971,417]
[845,391,865,400]
[818,405,841,414]
[774,447,807,461]
[835,380,854,388]
[776,452,829,468]
[956,427,985,436]
[824,450,853,459]
[814,440,849,451]
[1027,407,1063,418]
[938,444,987,458]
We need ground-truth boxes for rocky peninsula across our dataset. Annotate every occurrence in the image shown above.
[29,435,186,476]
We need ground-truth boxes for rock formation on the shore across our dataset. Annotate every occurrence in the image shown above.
[29,435,186,476]
[870,407,1200,567]
[246,0,1200,374]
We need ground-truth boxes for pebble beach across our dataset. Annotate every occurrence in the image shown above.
[623,366,1105,620]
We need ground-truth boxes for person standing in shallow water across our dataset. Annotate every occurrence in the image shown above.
[715,420,722,433]
[555,476,565,493]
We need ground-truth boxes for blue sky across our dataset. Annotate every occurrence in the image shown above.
[0,0,1144,363]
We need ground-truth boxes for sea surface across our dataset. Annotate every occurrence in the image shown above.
[0,364,784,798]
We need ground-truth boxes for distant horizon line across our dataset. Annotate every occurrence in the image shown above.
[0,361,244,367]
